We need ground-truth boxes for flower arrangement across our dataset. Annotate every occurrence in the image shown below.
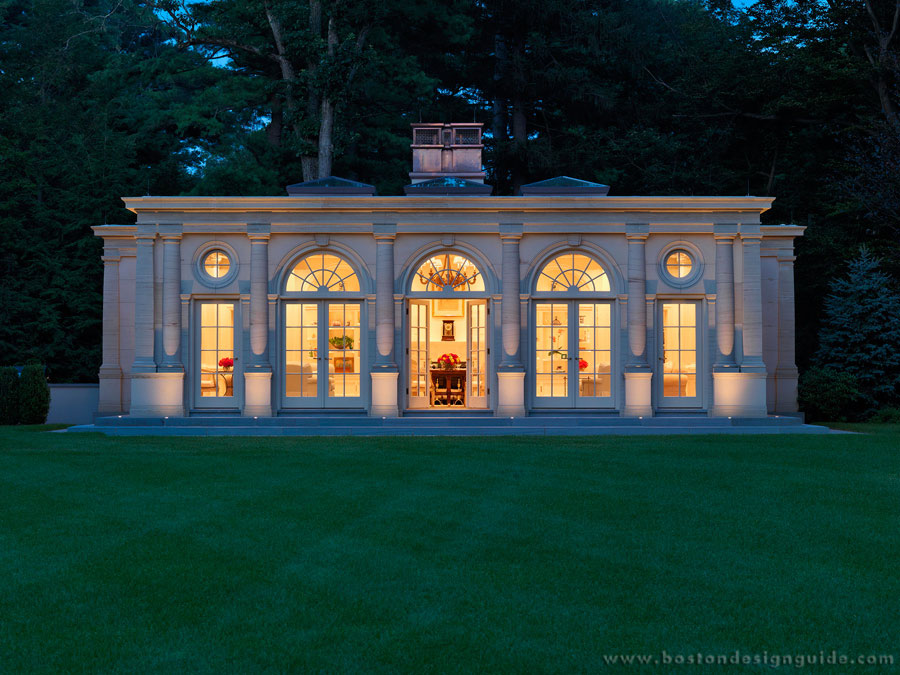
[436,353,460,370]
[328,335,354,349]
[578,358,588,371]
[218,356,234,370]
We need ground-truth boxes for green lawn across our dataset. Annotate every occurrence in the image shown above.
[0,426,898,673]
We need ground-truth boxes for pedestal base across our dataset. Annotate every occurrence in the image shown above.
[129,371,185,417]
[496,370,526,417]
[713,371,768,417]
[623,371,653,417]
[774,368,799,414]
[98,365,123,415]
[370,371,399,417]
[243,370,273,417]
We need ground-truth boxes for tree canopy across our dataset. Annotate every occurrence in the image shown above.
[2,0,899,381]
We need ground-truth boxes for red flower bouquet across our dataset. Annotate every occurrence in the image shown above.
[436,353,460,370]
[218,356,234,370]
[578,358,588,371]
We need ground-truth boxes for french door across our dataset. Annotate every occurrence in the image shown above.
[534,301,613,408]
[196,301,241,409]
[407,298,488,410]
[408,300,430,409]
[467,300,488,408]
[658,301,701,408]
[284,301,363,408]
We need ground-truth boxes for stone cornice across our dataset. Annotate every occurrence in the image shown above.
[123,195,774,214]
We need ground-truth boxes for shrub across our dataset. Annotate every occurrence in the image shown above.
[869,406,900,423]
[0,367,19,425]
[18,364,50,425]
[798,367,862,422]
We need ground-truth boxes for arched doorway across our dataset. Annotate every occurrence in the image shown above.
[281,252,365,409]
[406,252,490,410]
[531,252,617,409]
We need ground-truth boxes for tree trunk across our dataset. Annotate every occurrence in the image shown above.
[318,97,334,179]
[302,0,323,178]
[267,94,283,148]
[876,74,900,128]
[316,12,339,180]
[492,32,508,144]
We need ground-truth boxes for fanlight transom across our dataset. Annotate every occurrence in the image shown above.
[536,253,610,292]
[286,253,360,292]
[411,254,484,292]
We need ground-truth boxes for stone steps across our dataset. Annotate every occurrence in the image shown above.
[65,414,831,436]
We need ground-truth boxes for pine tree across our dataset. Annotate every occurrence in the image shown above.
[814,249,900,410]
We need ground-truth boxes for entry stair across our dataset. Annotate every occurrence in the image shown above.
[67,413,831,436]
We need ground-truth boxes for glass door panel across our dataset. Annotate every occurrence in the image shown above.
[408,300,429,408]
[197,302,239,407]
[285,303,319,400]
[659,302,700,406]
[535,303,572,406]
[327,303,361,400]
[284,301,362,407]
[467,300,487,408]
[576,303,613,405]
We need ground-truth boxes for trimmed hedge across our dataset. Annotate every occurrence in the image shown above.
[18,364,50,425]
[0,367,19,425]
[798,366,862,423]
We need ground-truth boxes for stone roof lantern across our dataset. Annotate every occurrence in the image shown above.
[409,122,485,184]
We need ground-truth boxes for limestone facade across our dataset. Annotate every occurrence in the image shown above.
[93,193,803,419]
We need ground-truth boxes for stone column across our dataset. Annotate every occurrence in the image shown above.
[156,229,186,415]
[775,254,799,413]
[129,227,184,417]
[132,231,156,373]
[244,224,273,417]
[129,230,157,415]
[711,225,746,416]
[159,232,183,369]
[717,225,767,417]
[624,224,652,417]
[370,224,399,417]
[713,227,737,367]
[98,247,123,415]
[741,229,766,370]
[129,228,179,416]
[497,225,525,417]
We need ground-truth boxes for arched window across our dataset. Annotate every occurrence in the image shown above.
[410,253,484,292]
[285,253,360,292]
[535,253,610,292]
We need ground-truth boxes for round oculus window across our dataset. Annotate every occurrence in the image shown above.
[664,250,693,279]
[203,250,231,279]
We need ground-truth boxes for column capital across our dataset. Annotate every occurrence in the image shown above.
[101,253,121,263]
[247,222,271,239]
[739,223,762,240]
[158,223,183,238]
[777,255,797,263]
[373,222,397,239]
[714,222,739,239]
[135,226,157,241]
[626,223,650,239]
[499,222,524,239]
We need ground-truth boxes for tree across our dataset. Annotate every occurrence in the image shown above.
[814,249,900,410]
[0,0,237,381]
[155,0,452,185]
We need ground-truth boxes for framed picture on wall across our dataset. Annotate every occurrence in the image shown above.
[333,356,355,373]
[433,298,463,317]
[442,320,455,341]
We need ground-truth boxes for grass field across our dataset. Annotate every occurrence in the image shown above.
[0,425,898,673]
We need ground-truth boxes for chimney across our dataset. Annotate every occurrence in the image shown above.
[409,123,485,184]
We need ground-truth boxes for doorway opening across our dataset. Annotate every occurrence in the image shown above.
[408,298,488,410]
